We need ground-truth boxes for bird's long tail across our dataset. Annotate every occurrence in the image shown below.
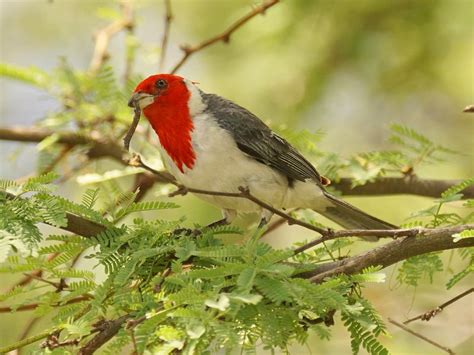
[316,192,396,232]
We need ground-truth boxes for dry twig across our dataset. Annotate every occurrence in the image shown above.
[89,0,134,73]
[388,318,455,354]
[159,0,173,71]
[0,295,92,313]
[403,288,474,324]
[170,0,280,73]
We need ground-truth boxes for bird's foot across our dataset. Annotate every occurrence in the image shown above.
[257,217,269,229]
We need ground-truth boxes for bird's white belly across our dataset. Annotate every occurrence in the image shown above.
[158,113,289,212]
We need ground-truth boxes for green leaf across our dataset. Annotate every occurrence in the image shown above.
[205,294,230,311]
[352,267,386,283]
[23,172,59,192]
[446,264,474,289]
[37,133,60,151]
[255,276,291,305]
[441,178,474,199]
[81,188,100,209]
[397,253,443,286]
[236,267,257,293]
[114,200,179,219]
[0,63,51,88]
[452,229,474,243]
[230,294,263,305]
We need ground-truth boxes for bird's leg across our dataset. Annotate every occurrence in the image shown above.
[258,209,273,229]
[257,217,269,229]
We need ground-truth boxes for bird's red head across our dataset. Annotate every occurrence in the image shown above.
[129,74,196,172]
[131,74,189,109]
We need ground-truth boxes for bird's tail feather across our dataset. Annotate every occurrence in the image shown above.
[316,193,396,239]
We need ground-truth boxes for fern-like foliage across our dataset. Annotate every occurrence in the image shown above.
[1,177,395,354]
[397,253,443,286]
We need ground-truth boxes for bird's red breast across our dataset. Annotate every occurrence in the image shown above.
[134,74,196,172]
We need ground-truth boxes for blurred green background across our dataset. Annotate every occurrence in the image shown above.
[0,0,473,353]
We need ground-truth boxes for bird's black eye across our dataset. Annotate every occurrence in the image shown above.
[155,79,167,89]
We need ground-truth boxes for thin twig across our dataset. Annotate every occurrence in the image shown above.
[7,253,59,292]
[262,215,292,236]
[159,0,173,71]
[293,228,421,255]
[15,255,83,346]
[122,2,135,82]
[170,0,280,74]
[39,145,73,175]
[21,273,64,289]
[0,295,92,313]
[18,316,41,348]
[89,0,134,73]
[388,318,455,354]
[404,288,474,324]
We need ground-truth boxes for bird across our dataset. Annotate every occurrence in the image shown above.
[128,74,395,232]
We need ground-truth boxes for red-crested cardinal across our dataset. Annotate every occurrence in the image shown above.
[128,74,395,231]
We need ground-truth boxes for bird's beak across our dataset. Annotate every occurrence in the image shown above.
[128,92,155,108]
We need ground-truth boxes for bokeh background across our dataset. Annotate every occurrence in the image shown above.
[0,0,473,354]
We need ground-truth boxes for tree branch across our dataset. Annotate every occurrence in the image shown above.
[300,224,474,283]
[0,126,124,162]
[170,0,280,74]
[78,315,130,355]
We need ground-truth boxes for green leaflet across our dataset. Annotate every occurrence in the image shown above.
[397,253,443,287]
[0,63,51,88]
[114,200,179,220]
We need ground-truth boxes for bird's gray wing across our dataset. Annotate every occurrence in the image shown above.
[203,93,323,185]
